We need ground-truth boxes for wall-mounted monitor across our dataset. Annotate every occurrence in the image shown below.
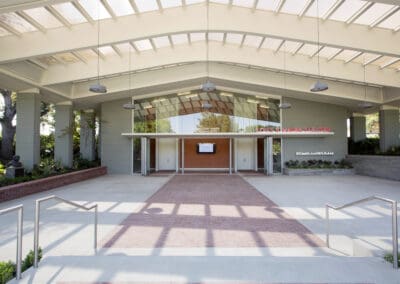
[196,143,216,154]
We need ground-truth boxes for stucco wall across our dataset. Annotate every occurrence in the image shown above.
[101,99,132,174]
[282,97,348,163]
[346,155,400,181]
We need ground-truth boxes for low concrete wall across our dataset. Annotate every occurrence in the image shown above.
[283,168,355,176]
[0,166,107,202]
[346,155,400,181]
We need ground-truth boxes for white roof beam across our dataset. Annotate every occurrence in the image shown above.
[274,40,286,53]
[149,38,157,50]
[187,33,192,44]
[2,3,400,63]
[128,0,139,13]
[257,36,266,50]
[222,32,227,45]
[275,0,285,13]
[45,5,72,28]
[345,51,363,64]
[72,51,87,63]
[346,2,374,25]
[292,43,304,55]
[52,55,66,65]
[327,48,343,61]
[27,58,48,70]
[239,34,246,47]
[369,6,400,29]
[72,1,94,24]
[16,11,46,33]
[92,48,106,60]
[364,55,383,66]
[0,21,22,37]
[310,45,324,58]
[110,45,122,57]
[129,42,140,53]
[100,0,117,20]
[380,58,400,69]
[168,35,174,47]
[299,0,314,18]
[182,0,187,7]
[252,0,259,12]
[156,0,163,11]
[322,0,345,21]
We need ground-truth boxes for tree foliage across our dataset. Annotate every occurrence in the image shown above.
[197,113,231,132]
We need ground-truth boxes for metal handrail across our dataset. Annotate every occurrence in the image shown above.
[0,204,23,279]
[326,196,398,269]
[33,195,98,268]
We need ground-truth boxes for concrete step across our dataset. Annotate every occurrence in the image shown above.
[12,253,400,284]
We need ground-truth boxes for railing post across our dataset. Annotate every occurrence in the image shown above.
[326,205,330,248]
[94,205,98,251]
[34,200,40,268]
[16,206,23,279]
[392,201,398,269]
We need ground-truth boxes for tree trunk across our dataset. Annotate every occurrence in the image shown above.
[0,89,16,160]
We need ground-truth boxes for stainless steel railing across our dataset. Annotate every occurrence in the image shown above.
[0,204,23,279]
[326,196,398,269]
[33,195,98,268]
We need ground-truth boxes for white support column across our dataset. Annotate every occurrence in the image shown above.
[16,88,41,170]
[141,137,148,176]
[229,138,232,175]
[254,137,258,172]
[155,138,159,172]
[175,138,179,173]
[264,137,273,175]
[379,106,400,152]
[80,109,96,161]
[234,138,238,173]
[55,101,74,168]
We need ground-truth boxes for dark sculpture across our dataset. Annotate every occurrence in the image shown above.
[7,155,23,168]
[5,155,24,178]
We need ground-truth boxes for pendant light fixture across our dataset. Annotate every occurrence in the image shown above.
[201,1,216,93]
[279,42,292,110]
[123,43,135,110]
[358,55,373,109]
[89,1,107,93]
[310,0,328,92]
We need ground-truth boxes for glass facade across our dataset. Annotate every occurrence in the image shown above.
[133,90,281,134]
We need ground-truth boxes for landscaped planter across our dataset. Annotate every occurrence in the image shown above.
[346,155,400,181]
[283,168,355,176]
[0,166,107,202]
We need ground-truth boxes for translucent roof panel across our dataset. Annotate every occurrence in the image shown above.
[210,0,230,4]
[379,57,400,69]
[353,53,381,64]
[152,36,171,48]
[242,35,263,48]
[185,0,204,4]
[208,32,223,42]
[135,0,159,12]
[78,0,111,20]
[38,56,60,66]
[297,44,319,56]
[134,39,154,51]
[114,42,132,53]
[106,0,135,16]
[98,46,116,55]
[318,46,343,59]
[284,41,303,53]
[256,0,279,11]
[78,49,99,60]
[335,50,361,62]
[232,0,255,8]
[261,38,283,51]
[160,0,182,9]
[305,0,338,18]
[24,7,64,28]
[52,2,87,24]
[330,0,368,22]
[171,34,189,45]
[0,13,36,33]
[354,3,395,25]
[190,32,206,42]
[54,53,80,64]
[281,0,308,15]
[225,33,243,45]
[378,9,400,29]
[372,55,395,67]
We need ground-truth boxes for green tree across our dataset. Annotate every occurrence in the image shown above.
[197,113,232,132]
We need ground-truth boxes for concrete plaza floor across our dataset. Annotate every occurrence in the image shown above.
[0,173,399,283]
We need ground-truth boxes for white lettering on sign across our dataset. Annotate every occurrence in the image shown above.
[198,143,214,153]
[296,151,335,156]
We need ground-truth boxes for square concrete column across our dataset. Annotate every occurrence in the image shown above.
[80,110,96,161]
[350,114,366,142]
[55,102,74,168]
[16,89,41,170]
[379,106,400,152]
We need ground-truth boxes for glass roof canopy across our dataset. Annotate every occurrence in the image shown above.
[1,0,400,73]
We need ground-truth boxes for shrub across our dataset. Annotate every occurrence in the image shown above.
[384,252,400,267]
[285,159,352,169]
[21,248,42,272]
[73,157,100,170]
[0,261,15,284]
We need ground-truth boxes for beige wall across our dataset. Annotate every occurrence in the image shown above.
[101,99,132,174]
[282,97,348,163]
